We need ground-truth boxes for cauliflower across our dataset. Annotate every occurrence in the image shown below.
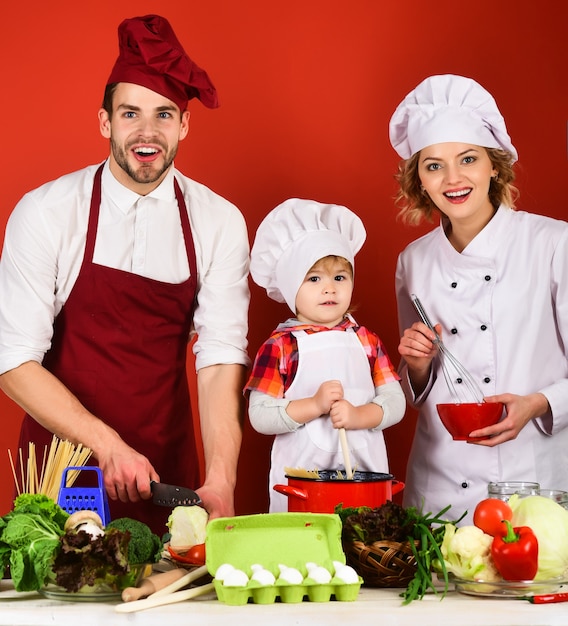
[434,524,501,582]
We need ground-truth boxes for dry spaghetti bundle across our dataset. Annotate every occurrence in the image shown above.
[8,435,92,501]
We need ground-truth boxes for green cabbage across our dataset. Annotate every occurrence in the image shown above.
[0,494,68,591]
[167,506,208,548]
[510,495,568,580]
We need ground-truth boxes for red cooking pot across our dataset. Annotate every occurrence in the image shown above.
[273,470,405,513]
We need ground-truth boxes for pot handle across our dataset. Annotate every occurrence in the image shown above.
[392,480,405,496]
[273,484,308,500]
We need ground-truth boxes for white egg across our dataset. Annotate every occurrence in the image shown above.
[277,564,304,585]
[334,565,359,584]
[214,563,236,582]
[223,568,250,587]
[251,568,276,586]
[305,563,331,584]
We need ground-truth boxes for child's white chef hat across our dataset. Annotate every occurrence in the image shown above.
[389,74,518,162]
[250,198,366,313]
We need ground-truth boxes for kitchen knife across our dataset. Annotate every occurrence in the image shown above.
[150,481,202,507]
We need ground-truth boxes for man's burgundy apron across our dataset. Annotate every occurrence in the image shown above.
[18,164,199,535]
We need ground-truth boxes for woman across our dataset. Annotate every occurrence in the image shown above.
[391,74,568,523]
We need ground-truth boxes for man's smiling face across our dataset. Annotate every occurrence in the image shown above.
[98,82,189,194]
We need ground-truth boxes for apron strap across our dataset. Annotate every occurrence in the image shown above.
[174,176,198,286]
[83,163,104,264]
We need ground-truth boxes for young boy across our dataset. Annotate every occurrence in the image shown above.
[245,198,405,512]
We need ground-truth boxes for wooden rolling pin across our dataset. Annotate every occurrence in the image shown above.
[121,568,189,602]
[116,582,215,613]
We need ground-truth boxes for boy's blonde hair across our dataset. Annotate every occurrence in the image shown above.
[308,255,353,276]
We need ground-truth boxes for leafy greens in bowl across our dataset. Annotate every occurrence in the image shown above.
[0,493,161,597]
[46,526,147,594]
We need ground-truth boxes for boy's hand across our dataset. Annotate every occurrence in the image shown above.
[330,400,385,430]
[329,399,357,429]
[314,380,344,414]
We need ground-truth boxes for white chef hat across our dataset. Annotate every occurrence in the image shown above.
[389,74,518,162]
[250,198,366,313]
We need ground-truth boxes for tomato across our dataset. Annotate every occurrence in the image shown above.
[473,498,513,536]
[167,542,206,565]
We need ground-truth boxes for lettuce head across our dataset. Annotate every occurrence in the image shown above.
[510,494,568,580]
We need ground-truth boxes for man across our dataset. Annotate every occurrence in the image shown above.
[0,15,250,533]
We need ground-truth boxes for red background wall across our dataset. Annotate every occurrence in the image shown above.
[0,0,566,517]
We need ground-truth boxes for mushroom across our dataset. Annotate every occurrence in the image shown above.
[64,510,105,537]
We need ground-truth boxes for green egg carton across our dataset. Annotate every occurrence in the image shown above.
[205,512,362,605]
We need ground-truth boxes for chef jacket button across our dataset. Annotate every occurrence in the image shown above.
[483,377,491,383]
[484,275,491,281]
[480,324,487,331]
[451,328,458,334]
[451,282,458,288]
[461,482,469,489]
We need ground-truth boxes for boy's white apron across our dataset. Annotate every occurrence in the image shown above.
[269,328,389,511]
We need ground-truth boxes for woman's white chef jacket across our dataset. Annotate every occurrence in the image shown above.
[0,161,250,375]
[395,206,568,524]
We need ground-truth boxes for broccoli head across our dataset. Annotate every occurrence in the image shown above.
[106,518,162,564]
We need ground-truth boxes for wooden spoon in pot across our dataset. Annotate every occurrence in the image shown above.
[338,428,353,479]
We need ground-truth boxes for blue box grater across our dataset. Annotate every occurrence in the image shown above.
[57,466,111,526]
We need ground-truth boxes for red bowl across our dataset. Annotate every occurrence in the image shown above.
[436,402,504,441]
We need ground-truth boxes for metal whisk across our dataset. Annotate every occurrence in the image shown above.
[411,294,485,404]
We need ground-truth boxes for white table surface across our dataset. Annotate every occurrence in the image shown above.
[1,580,568,626]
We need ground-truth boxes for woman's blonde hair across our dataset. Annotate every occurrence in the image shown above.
[394,148,519,225]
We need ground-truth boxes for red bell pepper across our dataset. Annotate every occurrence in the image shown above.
[491,520,538,581]
[167,543,206,565]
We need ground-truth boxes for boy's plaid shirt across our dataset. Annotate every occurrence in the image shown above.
[245,317,400,398]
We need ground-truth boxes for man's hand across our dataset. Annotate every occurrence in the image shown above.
[195,482,235,520]
[96,440,160,503]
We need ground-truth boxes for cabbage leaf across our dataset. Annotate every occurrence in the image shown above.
[510,495,568,580]
[0,494,68,591]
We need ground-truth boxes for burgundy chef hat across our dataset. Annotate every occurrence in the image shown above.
[106,14,219,111]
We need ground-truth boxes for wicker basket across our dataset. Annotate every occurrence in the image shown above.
[343,539,419,588]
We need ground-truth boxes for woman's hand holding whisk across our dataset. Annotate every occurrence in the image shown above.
[398,321,441,395]
[468,392,550,446]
